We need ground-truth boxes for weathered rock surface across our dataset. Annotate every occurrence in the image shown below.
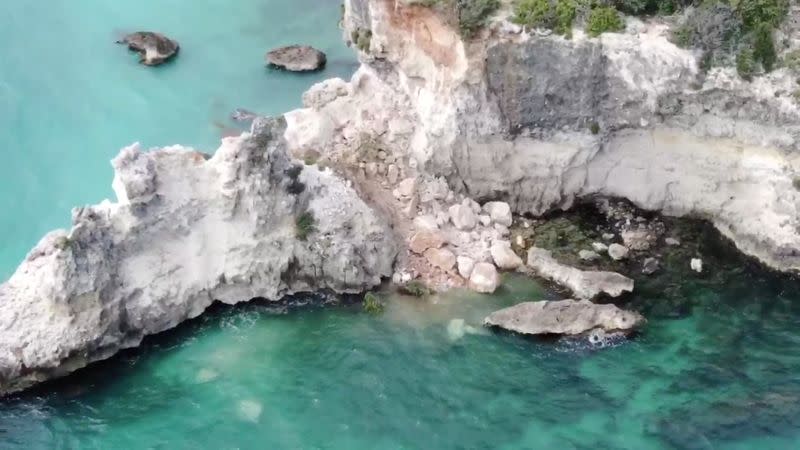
[0,117,397,395]
[425,247,456,271]
[266,45,327,72]
[409,230,444,254]
[484,299,645,336]
[117,32,179,66]
[527,248,634,300]
[289,0,800,275]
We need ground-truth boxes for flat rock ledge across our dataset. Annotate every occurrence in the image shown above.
[266,45,327,72]
[0,117,397,395]
[483,299,645,337]
[527,247,634,300]
[117,32,179,66]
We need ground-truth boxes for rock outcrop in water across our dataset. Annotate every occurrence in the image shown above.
[117,32,179,66]
[484,299,645,337]
[526,247,634,300]
[0,117,397,395]
[285,0,800,275]
[266,45,327,72]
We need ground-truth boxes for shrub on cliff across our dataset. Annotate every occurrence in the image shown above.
[736,47,756,80]
[671,4,741,62]
[513,0,576,36]
[514,0,555,29]
[459,0,501,37]
[752,22,776,72]
[732,0,789,28]
[295,211,316,241]
[586,6,624,37]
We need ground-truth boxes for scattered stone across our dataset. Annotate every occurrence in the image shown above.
[608,244,630,261]
[621,229,654,251]
[409,230,445,254]
[515,235,526,248]
[479,215,492,227]
[483,201,513,227]
[602,233,615,241]
[691,258,703,273]
[266,45,326,72]
[365,162,378,177]
[413,215,438,231]
[491,241,523,270]
[522,220,531,229]
[484,299,645,337]
[527,248,634,300]
[665,237,681,246]
[397,178,417,197]
[469,262,500,294]
[642,257,661,275]
[449,204,477,231]
[457,256,476,279]
[465,198,481,214]
[116,32,179,66]
[579,250,601,261]
[592,242,609,253]
[424,248,456,271]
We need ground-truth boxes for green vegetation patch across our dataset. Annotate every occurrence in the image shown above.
[363,292,385,314]
[398,280,433,297]
[459,0,501,37]
[295,211,317,241]
[586,6,624,37]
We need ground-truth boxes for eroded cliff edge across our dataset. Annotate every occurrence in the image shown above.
[287,0,800,273]
[0,118,397,394]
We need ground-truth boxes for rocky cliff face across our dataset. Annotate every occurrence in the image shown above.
[286,0,800,272]
[0,117,397,394]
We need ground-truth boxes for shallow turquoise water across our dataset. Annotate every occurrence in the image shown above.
[3,1,800,449]
[0,0,356,280]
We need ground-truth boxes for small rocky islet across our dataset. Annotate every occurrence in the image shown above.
[4,0,800,413]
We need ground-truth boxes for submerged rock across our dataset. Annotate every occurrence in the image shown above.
[642,257,661,275]
[231,108,259,124]
[117,32,179,66]
[266,45,327,72]
[608,244,630,261]
[527,248,634,300]
[483,299,645,336]
[0,117,397,395]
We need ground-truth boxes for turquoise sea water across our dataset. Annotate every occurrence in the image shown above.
[3,1,800,449]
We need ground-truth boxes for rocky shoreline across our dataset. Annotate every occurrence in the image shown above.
[2,0,800,393]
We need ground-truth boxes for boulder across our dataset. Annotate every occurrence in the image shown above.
[469,262,500,293]
[665,237,681,246]
[409,230,444,254]
[484,299,645,336]
[579,250,601,261]
[117,32,179,66]
[457,256,476,278]
[491,241,523,269]
[592,242,609,252]
[527,247,634,299]
[424,248,457,271]
[483,201,513,226]
[691,258,703,273]
[266,45,327,72]
[608,244,630,261]
[449,204,477,231]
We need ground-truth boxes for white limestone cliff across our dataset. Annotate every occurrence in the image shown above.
[284,0,800,273]
[0,117,397,394]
